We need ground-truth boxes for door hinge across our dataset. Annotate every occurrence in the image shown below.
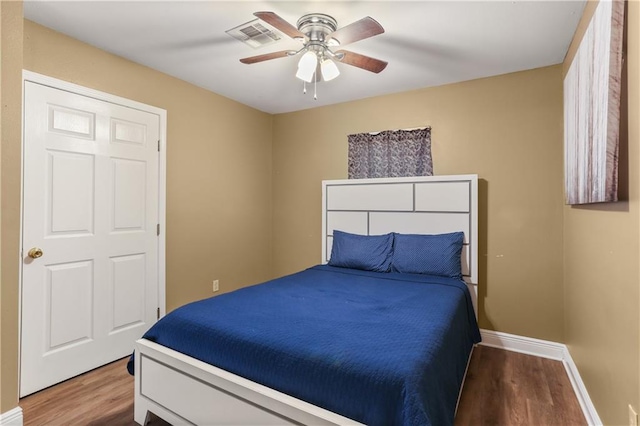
[157,224,160,236]
[158,140,160,152]
[157,307,160,320]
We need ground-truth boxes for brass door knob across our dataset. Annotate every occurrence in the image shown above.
[28,248,43,259]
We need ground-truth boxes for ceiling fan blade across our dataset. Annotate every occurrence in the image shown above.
[336,50,388,73]
[254,11,305,39]
[328,17,384,46]
[240,50,292,64]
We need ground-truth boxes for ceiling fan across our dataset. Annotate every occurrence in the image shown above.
[239,12,388,84]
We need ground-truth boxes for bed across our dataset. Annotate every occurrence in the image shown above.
[132,174,480,425]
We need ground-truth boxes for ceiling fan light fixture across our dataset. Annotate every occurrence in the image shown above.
[296,50,318,82]
[320,58,340,81]
[241,11,387,93]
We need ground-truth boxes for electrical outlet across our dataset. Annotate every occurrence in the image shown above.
[212,279,219,293]
[630,404,638,426]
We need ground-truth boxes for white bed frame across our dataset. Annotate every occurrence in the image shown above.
[134,174,478,425]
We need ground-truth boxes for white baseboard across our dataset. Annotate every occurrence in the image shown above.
[480,329,565,360]
[0,407,22,426]
[479,329,602,426]
[562,346,603,426]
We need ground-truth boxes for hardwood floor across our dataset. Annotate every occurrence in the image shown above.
[456,346,587,426]
[20,346,586,425]
[20,357,168,426]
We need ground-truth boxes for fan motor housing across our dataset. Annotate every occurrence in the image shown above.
[297,13,337,42]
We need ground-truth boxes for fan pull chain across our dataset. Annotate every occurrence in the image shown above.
[300,76,318,100]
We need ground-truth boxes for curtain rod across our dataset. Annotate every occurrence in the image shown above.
[367,126,430,135]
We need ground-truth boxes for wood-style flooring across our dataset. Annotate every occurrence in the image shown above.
[456,346,586,426]
[20,345,586,425]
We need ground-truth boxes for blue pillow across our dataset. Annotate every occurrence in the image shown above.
[391,232,464,278]
[328,230,393,272]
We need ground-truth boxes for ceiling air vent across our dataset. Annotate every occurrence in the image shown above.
[226,19,282,48]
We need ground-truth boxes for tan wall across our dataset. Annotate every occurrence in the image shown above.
[0,20,274,410]
[563,1,640,424]
[272,66,565,342]
[0,1,24,413]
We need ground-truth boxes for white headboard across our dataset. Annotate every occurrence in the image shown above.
[321,175,478,314]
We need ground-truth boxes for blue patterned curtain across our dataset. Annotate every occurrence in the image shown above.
[348,128,433,179]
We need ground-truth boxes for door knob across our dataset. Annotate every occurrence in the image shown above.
[28,248,43,259]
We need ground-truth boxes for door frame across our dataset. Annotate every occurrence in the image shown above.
[19,70,167,392]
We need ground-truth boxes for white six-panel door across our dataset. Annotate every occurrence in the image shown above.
[21,81,160,396]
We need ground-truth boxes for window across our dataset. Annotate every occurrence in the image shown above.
[348,127,433,179]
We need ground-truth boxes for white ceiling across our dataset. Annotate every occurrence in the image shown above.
[24,1,586,114]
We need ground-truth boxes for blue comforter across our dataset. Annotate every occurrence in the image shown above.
[129,265,480,425]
